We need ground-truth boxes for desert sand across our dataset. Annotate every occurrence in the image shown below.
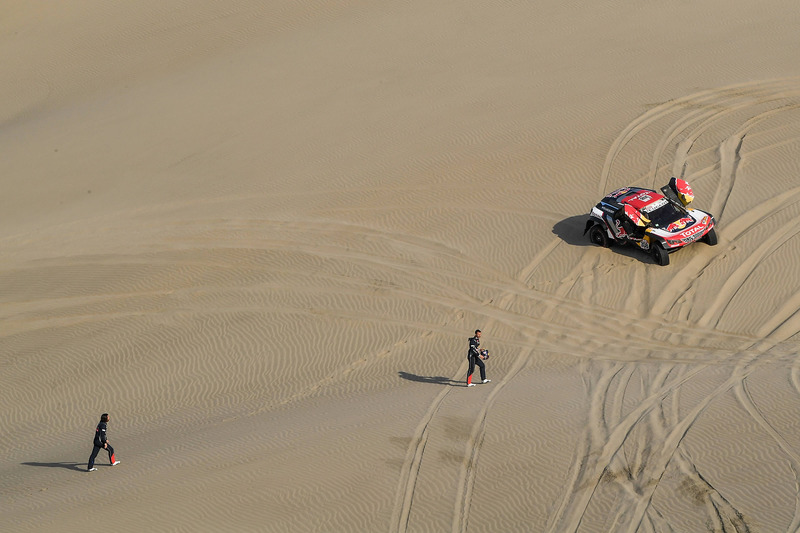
[3,1,800,531]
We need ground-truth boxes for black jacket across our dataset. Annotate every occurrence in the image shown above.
[468,336,480,359]
[93,421,108,447]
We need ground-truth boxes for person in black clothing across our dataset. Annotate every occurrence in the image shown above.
[88,413,120,472]
[467,329,490,387]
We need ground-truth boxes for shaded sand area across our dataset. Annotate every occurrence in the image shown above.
[3,1,800,531]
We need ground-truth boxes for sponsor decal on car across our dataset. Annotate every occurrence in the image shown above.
[641,198,667,213]
[661,223,704,247]
[623,204,644,226]
[609,187,631,198]
[666,216,693,232]
[598,203,618,215]
[671,222,707,245]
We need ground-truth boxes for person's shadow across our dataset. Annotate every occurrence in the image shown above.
[22,461,86,472]
[398,371,460,386]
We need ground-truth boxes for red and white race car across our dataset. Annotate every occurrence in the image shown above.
[584,178,717,265]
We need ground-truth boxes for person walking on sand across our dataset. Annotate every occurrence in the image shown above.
[88,413,120,472]
[467,329,490,387]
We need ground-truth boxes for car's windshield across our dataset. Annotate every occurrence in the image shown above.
[646,201,687,228]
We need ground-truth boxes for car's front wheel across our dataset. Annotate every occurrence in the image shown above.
[652,243,669,266]
[589,224,611,247]
[702,227,718,246]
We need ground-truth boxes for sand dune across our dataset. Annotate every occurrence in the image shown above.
[3,1,800,531]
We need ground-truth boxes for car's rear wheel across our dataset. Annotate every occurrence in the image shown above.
[652,243,669,266]
[589,224,610,247]
[702,227,718,246]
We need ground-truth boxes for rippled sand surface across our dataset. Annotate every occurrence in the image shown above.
[3,1,800,531]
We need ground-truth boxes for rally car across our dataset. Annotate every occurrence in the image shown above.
[584,177,717,266]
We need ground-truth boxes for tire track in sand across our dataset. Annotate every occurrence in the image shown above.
[393,79,800,532]
[390,378,455,533]
[598,78,800,197]
[549,79,800,532]
[451,348,532,533]
[392,216,590,531]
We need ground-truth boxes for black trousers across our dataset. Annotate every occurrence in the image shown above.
[468,355,486,381]
[88,444,114,469]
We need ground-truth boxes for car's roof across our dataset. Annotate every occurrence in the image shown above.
[604,186,666,212]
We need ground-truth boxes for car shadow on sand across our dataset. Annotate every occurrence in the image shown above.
[552,214,593,246]
[552,214,656,264]
[22,461,87,472]
[398,371,462,387]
